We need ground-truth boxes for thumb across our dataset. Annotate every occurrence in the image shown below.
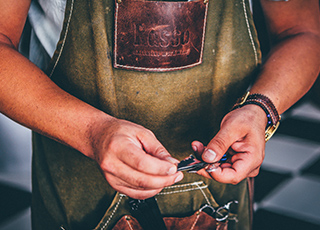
[202,129,239,163]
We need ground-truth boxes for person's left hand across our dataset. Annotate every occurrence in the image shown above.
[192,104,268,184]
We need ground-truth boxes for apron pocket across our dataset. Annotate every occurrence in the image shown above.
[111,209,228,230]
[94,181,238,230]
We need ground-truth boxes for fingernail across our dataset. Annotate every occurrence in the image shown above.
[192,145,197,152]
[168,165,177,175]
[203,149,217,162]
[174,173,184,183]
[206,164,218,173]
[166,156,180,165]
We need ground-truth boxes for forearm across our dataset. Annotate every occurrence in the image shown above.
[0,43,183,199]
[250,31,320,114]
[0,43,112,158]
[200,33,320,183]
[251,0,320,114]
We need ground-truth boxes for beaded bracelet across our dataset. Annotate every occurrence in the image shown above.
[232,91,281,141]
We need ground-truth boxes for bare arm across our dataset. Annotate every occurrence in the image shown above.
[0,1,108,157]
[0,0,183,199]
[195,0,320,183]
[251,0,320,112]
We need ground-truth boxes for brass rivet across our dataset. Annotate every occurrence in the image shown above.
[117,0,122,3]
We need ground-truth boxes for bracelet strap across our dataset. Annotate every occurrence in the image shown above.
[232,91,281,141]
[245,94,280,126]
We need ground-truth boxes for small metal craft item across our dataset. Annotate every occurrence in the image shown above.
[177,153,228,173]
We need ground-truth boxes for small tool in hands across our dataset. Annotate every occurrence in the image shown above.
[177,153,228,173]
[127,152,229,230]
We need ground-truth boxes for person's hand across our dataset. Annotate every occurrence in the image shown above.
[89,117,184,200]
[192,104,267,184]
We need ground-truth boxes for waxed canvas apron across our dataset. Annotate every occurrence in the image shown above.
[31,0,261,229]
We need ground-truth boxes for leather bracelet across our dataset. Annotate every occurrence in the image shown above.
[232,91,281,141]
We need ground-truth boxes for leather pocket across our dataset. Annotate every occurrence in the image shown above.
[94,181,238,230]
[111,210,228,230]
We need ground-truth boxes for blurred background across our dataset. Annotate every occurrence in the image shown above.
[0,1,320,230]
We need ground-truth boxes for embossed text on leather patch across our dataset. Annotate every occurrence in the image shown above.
[114,0,208,72]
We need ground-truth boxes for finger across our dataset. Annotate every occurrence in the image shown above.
[137,130,180,164]
[202,128,242,164]
[117,142,179,176]
[120,188,161,200]
[106,174,163,199]
[191,141,205,154]
[102,157,184,190]
[248,166,261,178]
[207,152,261,184]
[155,151,180,165]
[105,131,179,176]
[119,187,162,200]
[207,162,246,184]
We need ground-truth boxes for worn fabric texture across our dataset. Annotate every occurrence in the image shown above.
[31,0,261,229]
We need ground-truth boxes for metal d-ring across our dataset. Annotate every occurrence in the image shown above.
[199,203,216,215]
[215,200,238,222]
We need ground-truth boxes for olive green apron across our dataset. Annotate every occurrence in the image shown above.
[31,0,261,229]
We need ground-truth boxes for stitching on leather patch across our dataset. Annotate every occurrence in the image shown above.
[114,0,209,72]
[125,216,134,230]
[190,212,201,230]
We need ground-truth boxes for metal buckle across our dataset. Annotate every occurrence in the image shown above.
[265,120,280,142]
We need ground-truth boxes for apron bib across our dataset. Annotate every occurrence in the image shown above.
[31,0,261,229]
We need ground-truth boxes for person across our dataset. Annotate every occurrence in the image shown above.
[0,0,319,229]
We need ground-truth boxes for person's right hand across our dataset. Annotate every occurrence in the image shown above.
[88,117,184,200]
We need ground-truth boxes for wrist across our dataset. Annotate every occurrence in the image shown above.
[84,111,118,159]
[232,91,281,141]
[242,103,269,126]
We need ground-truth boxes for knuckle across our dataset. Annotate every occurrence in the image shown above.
[155,147,168,158]
[135,177,148,189]
[250,170,260,178]
[145,128,156,137]
[253,150,264,166]
[231,181,239,185]
[230,177,242,185]
[135,158,147,171]
[139,128,156,139]
[250,166,261,178]
[132,190,162,200]
[212,136,228,152]
[100,160,114,174]
[257,156,264,165]
[133,194,149,200]
[107,136,121,152]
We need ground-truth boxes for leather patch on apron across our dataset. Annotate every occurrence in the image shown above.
[112,212,228,230]
[114,0,209,72]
